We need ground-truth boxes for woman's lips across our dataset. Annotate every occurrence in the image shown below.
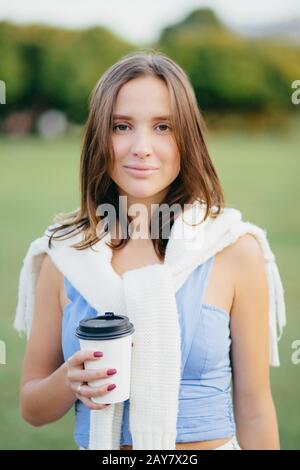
[123,166,159,177]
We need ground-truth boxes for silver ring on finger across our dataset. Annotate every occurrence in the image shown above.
[76,383,84,395]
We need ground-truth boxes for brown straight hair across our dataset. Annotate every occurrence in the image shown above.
[48,50,226,260]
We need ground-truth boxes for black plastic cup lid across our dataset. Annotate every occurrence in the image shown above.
[75,312,134,340]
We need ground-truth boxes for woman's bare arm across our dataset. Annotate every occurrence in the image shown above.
[19,254,77,426]
[230,234,281,449]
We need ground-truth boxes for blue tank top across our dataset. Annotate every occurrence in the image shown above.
[62,255,236,448]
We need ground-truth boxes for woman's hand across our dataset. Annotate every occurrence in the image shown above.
[65,350,117,410]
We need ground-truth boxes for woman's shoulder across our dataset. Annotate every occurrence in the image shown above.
[220,233,267,302]
[217,231,264,272]
[38,254,65,309]
[225,233,263,267]
[40,252,61,274]
[214,232,264,283]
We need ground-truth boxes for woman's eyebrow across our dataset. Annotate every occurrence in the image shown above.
[113,114,171,121]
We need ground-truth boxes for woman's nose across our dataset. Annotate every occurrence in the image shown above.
[131,131,152,157]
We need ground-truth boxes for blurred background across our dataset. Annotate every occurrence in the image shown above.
[0,0,299,450]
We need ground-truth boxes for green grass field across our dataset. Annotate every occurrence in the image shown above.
[0,119,299,449]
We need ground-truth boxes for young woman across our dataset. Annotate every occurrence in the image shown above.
[17,51,284,450]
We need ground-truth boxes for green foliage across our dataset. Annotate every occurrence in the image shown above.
[0,21,134,123]
[39,26,132,122]
[160,8,223,43]
[0,7,300,125]
[157,18,299,113]
[0,22,29,104]
[155,8,300,116]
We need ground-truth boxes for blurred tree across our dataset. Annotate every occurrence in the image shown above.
[0,8,299,129]
[0,22,133,124]
[160,8,224,44]
[0,22,29,106]
[155,8,300,114]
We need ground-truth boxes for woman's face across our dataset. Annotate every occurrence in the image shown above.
[109,75,181,204]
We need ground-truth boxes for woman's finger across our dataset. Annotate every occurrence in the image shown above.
[67,350,103,368]
[72,382,116,398]
[77,394,110,410]
[69,367,110,383]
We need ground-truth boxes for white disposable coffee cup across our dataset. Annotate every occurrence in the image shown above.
[75,312,135,404]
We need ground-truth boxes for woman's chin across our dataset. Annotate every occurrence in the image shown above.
[119,188,160,200]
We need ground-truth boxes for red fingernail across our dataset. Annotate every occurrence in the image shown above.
[107,384,116,391]
[93,351,103,357]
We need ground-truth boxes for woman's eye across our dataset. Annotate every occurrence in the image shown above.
[156,124,170,132]
[113,124,129,132]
